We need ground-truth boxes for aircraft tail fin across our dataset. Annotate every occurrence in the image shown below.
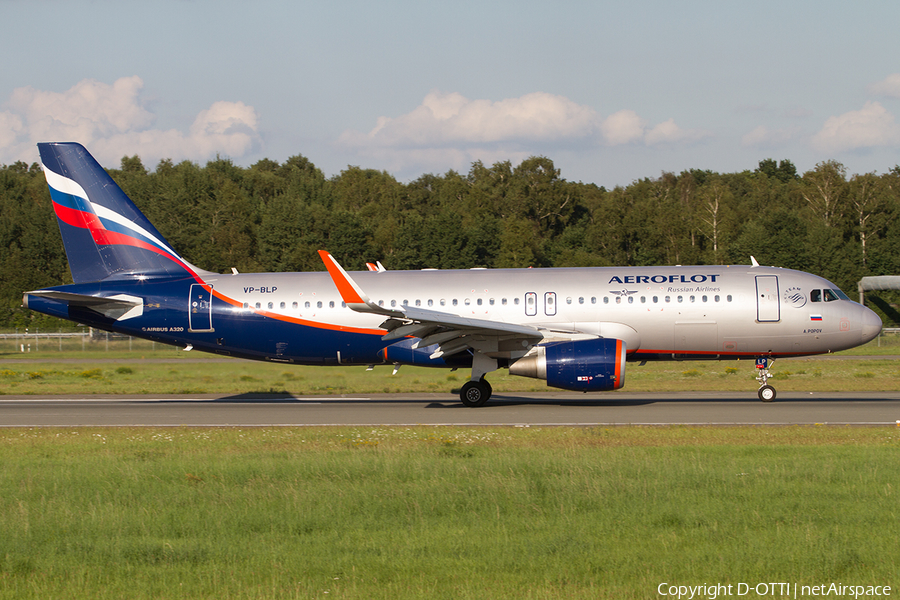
[38,142,207,283]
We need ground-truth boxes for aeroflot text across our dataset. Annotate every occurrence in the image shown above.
[609,274,720,284]
[657,582,891,599]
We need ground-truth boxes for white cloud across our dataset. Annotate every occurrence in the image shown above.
[342,91,599,149]
[867,74,900,99]
[0,77,261,167]
[338,91,703,174]
[644,119,709,145]
[811,101,900,153]
[600,110,645,145]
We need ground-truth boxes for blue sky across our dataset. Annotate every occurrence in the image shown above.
[2,0,900,187]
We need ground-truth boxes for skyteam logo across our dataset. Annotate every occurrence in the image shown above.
[783,286,807,308]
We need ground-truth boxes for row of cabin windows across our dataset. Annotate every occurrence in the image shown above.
[241,294,734,311]
[603,294,733,305]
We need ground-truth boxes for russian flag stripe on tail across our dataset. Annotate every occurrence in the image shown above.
[38,142,206,283]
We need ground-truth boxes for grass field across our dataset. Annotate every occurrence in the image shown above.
[4,330,900,397]
[0,426,898,599]
[2,354,900,396]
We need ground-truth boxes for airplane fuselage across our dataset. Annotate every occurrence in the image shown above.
[26,264,879,366]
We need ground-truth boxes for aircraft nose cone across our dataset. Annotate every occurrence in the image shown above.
[860,307,882,344]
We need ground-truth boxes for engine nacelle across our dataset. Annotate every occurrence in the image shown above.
[509,338,626,391]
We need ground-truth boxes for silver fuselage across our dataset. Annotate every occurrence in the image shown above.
[203,264,880,361]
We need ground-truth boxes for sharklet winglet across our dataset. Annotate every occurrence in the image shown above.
[318,251,402,317]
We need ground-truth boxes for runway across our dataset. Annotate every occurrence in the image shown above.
[2,391,900,426]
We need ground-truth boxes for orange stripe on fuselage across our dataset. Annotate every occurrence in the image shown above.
[209,288,384,336]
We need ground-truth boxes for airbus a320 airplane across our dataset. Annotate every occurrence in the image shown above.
[24,143,882,406]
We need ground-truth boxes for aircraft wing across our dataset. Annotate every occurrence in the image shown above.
[319,251,544,358]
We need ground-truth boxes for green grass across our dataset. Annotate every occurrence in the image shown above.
[3,356,900,395]
[0,426,897,599]
[3,330,900,395]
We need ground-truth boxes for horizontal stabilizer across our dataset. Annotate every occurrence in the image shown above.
[24,290,144,321]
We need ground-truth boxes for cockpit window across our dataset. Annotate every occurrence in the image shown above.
[833,288,851,301]
[812,288,850,302]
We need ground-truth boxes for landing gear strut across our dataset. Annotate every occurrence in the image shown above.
[755,357,776,402]
[460,378,492,407]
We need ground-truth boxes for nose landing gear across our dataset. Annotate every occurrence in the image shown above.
[756,357,776,402]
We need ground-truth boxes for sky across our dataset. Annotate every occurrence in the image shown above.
[2,0,900,188]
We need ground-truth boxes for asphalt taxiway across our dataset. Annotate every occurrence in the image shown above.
[1,391,899,426]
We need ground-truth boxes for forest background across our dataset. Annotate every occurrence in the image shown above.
[2,152,900,329]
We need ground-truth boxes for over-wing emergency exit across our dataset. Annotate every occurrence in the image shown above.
[24,143,882,406]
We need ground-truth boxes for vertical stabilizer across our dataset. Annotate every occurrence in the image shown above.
[38,142,204,283]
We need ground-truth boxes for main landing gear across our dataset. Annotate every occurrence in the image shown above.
[755,357,776,402]
[459,349,497,407]
[460,378,492,407]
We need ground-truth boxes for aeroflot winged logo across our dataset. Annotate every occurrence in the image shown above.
[608,274,720,284]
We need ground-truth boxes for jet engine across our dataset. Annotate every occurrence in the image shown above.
[509,338,626,392]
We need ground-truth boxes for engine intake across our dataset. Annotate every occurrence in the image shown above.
[509,338,626,392]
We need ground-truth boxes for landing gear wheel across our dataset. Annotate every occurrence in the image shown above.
[460,379,492,407]
[758,385,776,402]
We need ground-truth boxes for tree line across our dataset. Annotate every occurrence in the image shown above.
[2,153,900,329]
